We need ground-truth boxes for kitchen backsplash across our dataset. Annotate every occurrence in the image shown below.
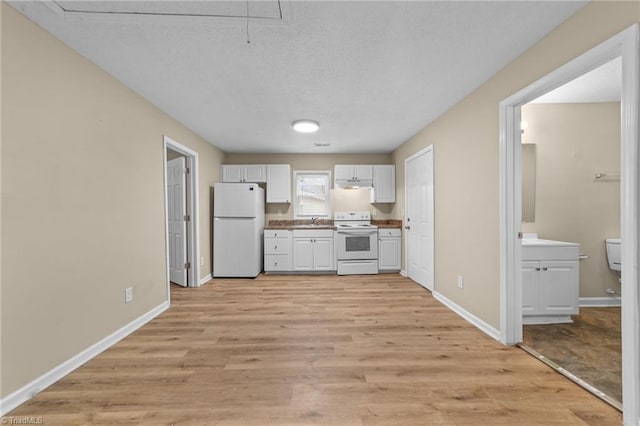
[264,187,395,222]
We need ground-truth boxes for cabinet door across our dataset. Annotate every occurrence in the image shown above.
[378,237,401,270]
[266,165,291,203]
[540,261,579,315]
[334,165,354,181]
[222,165,244,182]
[244,165,267,183]
[353,165,373,181]
[292,239,314,271]
[522,261,541,315]
[313,238,334,270]
[371,165,396,203]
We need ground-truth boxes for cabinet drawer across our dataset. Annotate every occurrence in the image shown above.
[265,238,290,255]
[292,229,334,238]
[265,255,291,271]
[378,228,401,238]
[264,230,290,239]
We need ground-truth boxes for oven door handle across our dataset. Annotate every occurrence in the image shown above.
[338,231,378,236]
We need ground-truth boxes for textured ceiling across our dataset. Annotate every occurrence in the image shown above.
[11,1,587,153]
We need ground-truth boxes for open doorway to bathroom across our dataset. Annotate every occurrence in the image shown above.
[499,25,639,423]
[518,57,622,408]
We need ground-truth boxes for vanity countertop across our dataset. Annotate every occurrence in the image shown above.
[522,238,580,247]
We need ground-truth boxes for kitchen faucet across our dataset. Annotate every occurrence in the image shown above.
[311,217,318,224]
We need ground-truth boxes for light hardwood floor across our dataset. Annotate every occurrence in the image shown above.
[8,274,621,425]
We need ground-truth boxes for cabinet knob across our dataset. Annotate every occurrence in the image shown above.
[542,267,548,271]
[535,267,541,271]
[274,245,277,250]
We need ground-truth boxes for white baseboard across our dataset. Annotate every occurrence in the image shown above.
[199,274,212,286]
[579,296,622,307]
[400,269,407,277]
[433,291,501,341]
[0,301,170,416]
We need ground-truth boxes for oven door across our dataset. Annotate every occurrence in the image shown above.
[337,230,378,260]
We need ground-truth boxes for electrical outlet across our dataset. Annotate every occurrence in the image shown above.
[125,287,133,303]
[457,275,464,289]
[200,256,205,266]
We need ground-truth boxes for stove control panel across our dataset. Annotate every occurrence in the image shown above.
[334,211,371,221]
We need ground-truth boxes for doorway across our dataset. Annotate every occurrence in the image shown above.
[404,145,434,291]
[519,61,622,406]
[163,135,201,289]
[499,25,639,423]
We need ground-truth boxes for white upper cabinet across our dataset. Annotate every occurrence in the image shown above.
[221,164,266,183]
[370,165,396,203]
[334,165,373,187]
[334,165,354,181]
[266,164,291,203]
[244,165,267,182]
[352,165,373,181]
[221,165,244,182]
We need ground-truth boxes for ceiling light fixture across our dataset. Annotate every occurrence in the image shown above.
[292,120,319,133]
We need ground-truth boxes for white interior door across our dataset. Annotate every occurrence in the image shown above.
[168,157,188,286]
[406,146,434,291]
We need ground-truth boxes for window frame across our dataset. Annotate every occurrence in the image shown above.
[293,170,332,219]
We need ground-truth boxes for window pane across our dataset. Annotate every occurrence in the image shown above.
[295,173,330,217]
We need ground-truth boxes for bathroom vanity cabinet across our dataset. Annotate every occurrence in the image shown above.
[522,238,580,325]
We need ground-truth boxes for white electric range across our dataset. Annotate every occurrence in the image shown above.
[334,211,379,275]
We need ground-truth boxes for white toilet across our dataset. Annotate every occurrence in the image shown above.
[606,238,621,280]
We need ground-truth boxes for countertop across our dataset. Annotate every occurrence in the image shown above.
[522,238,579,247]
[265,219,402,230]
[265,220,336,230]
[372,219,403,229]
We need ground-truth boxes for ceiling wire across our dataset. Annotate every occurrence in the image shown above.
[246,0,251,44]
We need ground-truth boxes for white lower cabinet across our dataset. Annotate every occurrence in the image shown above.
[378,228,401,272]
[522,240,579,324]
[264,230,292,272]
[292,230,335,272]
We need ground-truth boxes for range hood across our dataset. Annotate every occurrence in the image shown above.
[334,178,373,189]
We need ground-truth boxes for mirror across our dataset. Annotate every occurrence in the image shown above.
[522,143,536,222]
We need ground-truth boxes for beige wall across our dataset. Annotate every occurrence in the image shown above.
[0,0,3,394]
[521,102,620,298]
[392,1,639,328]
[1,4,223,398]
[223,153,396,222]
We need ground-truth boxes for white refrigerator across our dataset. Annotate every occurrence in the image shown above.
[213,183,264,278]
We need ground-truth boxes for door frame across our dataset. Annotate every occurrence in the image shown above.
[498,24,639,422]
[163,135,201,290]
[404,144,435,291]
